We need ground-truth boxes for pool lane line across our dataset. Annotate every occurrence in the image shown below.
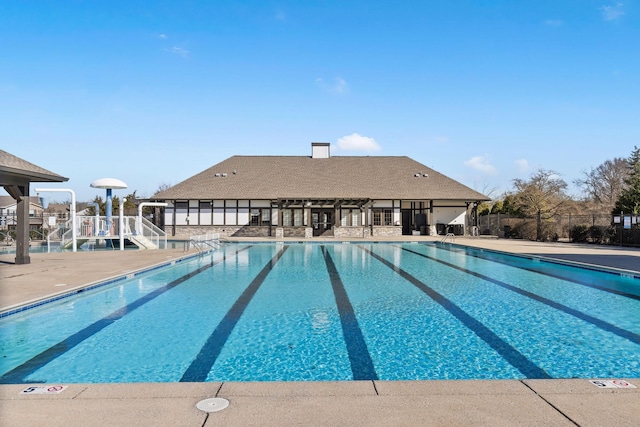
[0,246,253,385]
[401,246,640,346]
[321,246,378,381]
[434,243,640,301]
[359,246,551,379]
[180,246,290,382]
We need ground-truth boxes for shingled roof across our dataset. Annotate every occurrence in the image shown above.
[0,149,68,184]
[153,155,489,201]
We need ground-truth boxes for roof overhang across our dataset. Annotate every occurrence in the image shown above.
[0,166,69,186]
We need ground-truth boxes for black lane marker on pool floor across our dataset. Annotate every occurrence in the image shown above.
[360,246,551,379]
[321,246,378,381]
[0,247,252,384]
[180,246,289,382]
[436,243,640,301]
[403,246,640,346]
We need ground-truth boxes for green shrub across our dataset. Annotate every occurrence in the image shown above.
[570,225,589,243]
[588,226,604,244]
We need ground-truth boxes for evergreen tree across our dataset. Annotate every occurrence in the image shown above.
[613,146,640,215]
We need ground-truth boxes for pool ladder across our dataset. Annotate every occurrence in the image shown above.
[188,238,224,255]
[440,233,455,243]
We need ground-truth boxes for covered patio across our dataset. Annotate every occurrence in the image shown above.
[0,150,68,265]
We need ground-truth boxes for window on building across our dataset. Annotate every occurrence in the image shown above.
[384,209,393,226]
[281,208,304,226]
[340,209,360,226]
[262,209,271,225]
[282,209,292,226]
[250,208,272,226]
[352,210,360,226]
[250,209,260,226]
[175,201,189,225]
[199,201,212,225]
[373,209,393,226]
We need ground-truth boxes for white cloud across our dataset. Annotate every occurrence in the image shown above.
[602,2,625,21]
[315,77,348,94]
[158,33,168,39]
[464,154,497,175]
[168,47,189,58]
[514,158,530,173]
[336,133,381,152]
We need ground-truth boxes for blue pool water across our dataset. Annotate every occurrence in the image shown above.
[1,242,639,383]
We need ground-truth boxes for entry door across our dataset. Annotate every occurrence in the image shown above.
[401,210,411,235]
[312,209,333,236]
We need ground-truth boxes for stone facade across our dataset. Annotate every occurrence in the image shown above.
[168,225,271,238]
[283,227,307,238]
[371,226,402,237]
[334,226,368,238]
[168,224,402,239]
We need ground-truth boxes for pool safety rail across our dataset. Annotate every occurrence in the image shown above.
[441,233,456,243]
[188,233,225,254]
[45,215,167,251]
[0,231,15,246]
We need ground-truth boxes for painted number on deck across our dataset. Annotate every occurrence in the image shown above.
[589,380,637,389]
[20,385,68,394]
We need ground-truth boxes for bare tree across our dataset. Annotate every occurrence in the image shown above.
[153,182,172,197]
[511,169,570,241]
[574,157,628,211]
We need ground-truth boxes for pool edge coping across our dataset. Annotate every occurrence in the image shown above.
[0,250,212,318]
[441,241,640,280]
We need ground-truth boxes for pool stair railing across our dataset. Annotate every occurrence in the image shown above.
[188,233,223,254]
[440,233,456,243]
[48,215,167,251]
[0,230,15,246]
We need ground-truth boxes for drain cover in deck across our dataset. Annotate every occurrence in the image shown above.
[196,397,229,412]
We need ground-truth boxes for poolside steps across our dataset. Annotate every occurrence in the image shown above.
[59,236,155,250]
[127,234,157,250]
[60,239,89,250]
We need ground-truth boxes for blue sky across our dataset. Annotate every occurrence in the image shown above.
[1,1,638,202]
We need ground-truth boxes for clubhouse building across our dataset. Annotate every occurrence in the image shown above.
[152,143,489,238]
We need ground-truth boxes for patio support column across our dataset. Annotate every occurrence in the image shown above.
[14,184,31,265]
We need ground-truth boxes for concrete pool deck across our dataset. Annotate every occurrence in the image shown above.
[1,237,639,426]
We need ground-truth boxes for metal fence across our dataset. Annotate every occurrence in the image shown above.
[475,213,640,246]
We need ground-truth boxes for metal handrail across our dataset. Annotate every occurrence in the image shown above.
[45,215,167,251]
[0,231,14,245]
[187,233,222,255]
[441,233,455,243]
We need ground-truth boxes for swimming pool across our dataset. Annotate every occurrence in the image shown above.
[1,242,639,383]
